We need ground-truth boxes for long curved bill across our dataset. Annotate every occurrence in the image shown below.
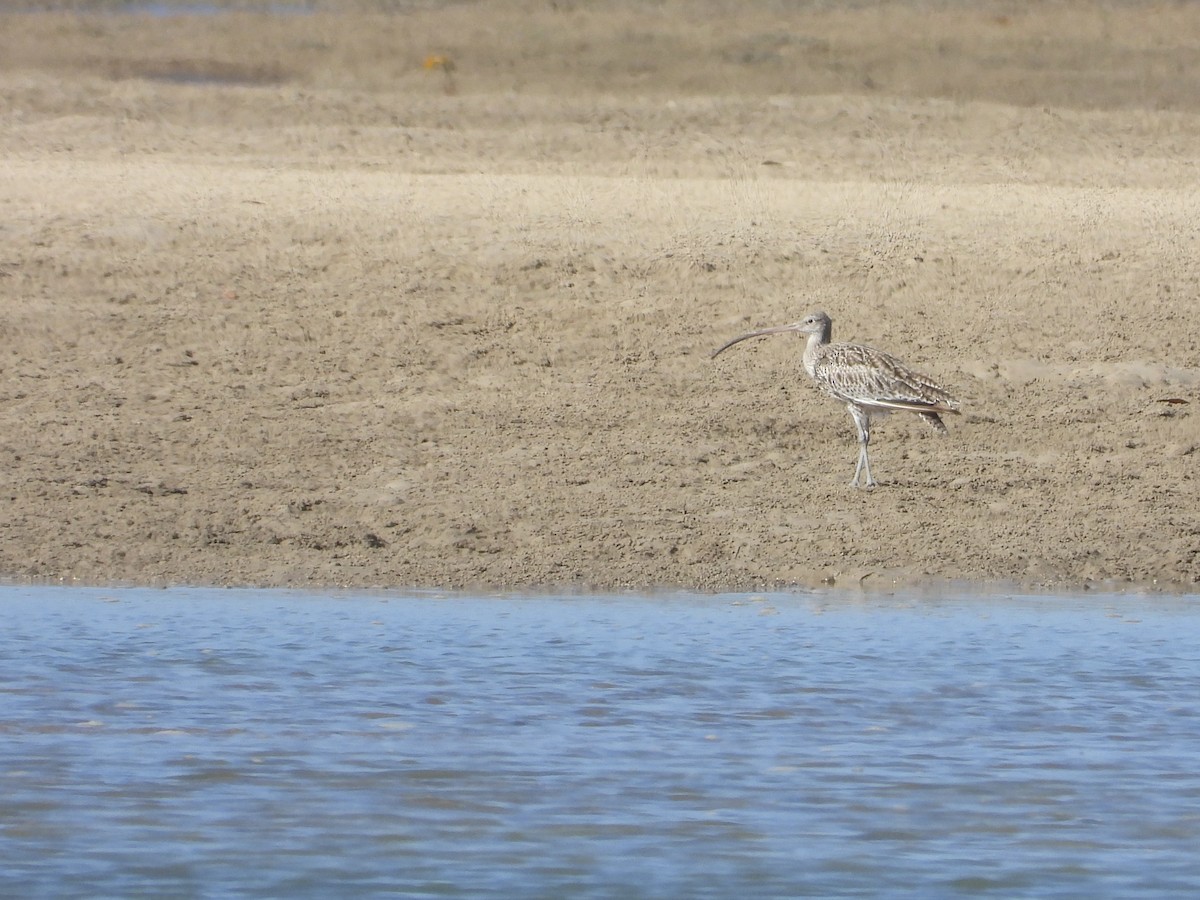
[710,323,802,358]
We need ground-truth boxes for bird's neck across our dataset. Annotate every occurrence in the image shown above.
[801,329,827,379]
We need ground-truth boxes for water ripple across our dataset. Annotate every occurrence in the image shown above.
[2,587,1199,897]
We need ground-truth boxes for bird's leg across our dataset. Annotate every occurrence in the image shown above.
[847,405,876,488]
[858,444,876,488]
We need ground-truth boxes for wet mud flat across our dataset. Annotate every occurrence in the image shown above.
[1,1,1198,591]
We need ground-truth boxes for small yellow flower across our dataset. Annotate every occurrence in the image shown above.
[422,55,455,73]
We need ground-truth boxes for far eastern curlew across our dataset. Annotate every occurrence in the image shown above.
[712,310,960,488]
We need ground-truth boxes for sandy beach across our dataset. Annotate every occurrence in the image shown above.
[1,0,1198,592]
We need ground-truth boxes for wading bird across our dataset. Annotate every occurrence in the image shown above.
[712,311,960,488]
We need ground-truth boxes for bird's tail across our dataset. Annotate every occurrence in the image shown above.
[918,412,948,433]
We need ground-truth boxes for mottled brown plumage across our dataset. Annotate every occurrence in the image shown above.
[712,311,960,487]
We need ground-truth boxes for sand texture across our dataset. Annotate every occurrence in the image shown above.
[2,1,1199,592]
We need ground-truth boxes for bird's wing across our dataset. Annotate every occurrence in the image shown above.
[865,397,960,415]
[815,343,959,411]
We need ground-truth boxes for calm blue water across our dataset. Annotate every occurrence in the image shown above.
[2,586,1199,897]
